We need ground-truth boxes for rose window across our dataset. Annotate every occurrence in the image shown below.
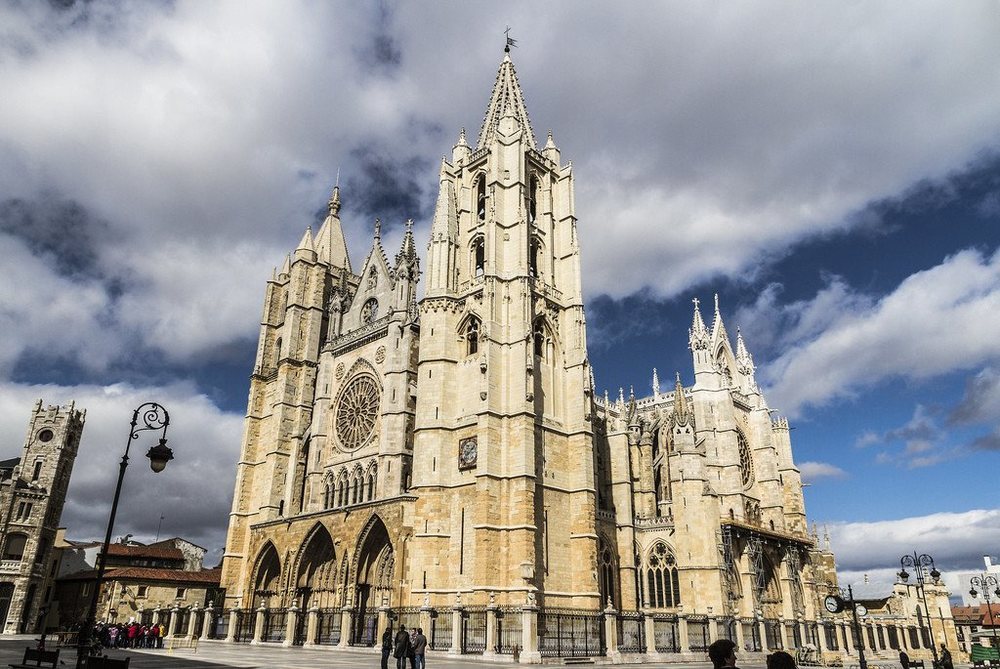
[335,375,380,450]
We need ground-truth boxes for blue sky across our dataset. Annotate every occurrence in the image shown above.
[1,1,999,595]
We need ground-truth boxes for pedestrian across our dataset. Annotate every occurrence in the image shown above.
[708,639,741,669]
[381,624,394,669]
[157,622,166,648]
[940,645,953,669]
[768,651,797,669]
[412,627,427,669]
[408,627,417,669]
[393,624,411,669]
[900,650,910,669]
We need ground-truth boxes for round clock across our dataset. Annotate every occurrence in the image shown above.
[854,603,868,617]
[459,438,478,468]
[824,595,842,613]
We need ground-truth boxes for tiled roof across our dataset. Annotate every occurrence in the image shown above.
[60,567,221,585]
[105,544,184,560]
[951,604,1000,625]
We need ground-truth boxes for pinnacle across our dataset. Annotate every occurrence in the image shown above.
[477,52,536,150]
[328,185,341,216]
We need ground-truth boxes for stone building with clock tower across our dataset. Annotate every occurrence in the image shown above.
[0,400,84,634]
[217,50,941,662]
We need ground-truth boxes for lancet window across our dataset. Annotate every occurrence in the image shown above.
[475,173,486,221]
[472,237,485,277]
[526,174,538,224]
[533,317,546,359]
[465,317,480,356]
[598,536,618,607]
[638,541,681,608]
[529,238,540,278]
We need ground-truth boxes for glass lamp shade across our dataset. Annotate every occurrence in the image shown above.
[146,438,174,473]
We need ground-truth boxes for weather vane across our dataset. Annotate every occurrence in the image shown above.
[505,26,518,52]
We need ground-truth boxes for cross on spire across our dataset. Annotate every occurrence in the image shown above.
[504,26,517,52]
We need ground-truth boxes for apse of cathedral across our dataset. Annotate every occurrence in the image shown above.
[219,50,839,651]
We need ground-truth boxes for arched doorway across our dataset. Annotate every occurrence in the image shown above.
[250,543,282,609]
[0,583,13,633]
[352,515,393,645]
[294,524,337,644]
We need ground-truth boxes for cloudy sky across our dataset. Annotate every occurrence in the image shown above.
[2,0,999,596]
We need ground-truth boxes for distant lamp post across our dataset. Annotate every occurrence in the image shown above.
[898,552,941,665]
[969,574,1000,648]
[76,403,173,669]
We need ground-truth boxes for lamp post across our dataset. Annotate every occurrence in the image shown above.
[969,574,1000,648]
[898,552,941,666]
[76,403,174,669]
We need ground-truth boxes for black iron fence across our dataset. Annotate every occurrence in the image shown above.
[617,611,646,654]
[429,609,451,651]
[742,618,762,652]
[206,610,228,640]
[234,610,253,643]
[765,618,783,649]
[263,609,286,643]
[173,609,190,636]
[496,607,521,655]
[653,615,679,653]
[349,609,377,646]
[393,607,422,632]
[688,616,710,653]
[538,607,605,658]
[717,617,737,642]
[461,607,487,654]
[787,622,801,649]
[315,608,342,645]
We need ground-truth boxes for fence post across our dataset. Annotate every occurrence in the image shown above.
[303,605,318,648]
[167,605,180,639]
[678,613,691,653]
[283,604,297,647]
[778,618,788,650]
[604,602,621,663]
[709,615,719,643]
[519,595,540,664]
[336,605,353,648]
[377,603,391,649]
[759,617,769,654]
[251,604,265,644]
[224,606,239,643]
[645,614,657,658]
[201,604,213,640]
[449,603,463,655]
[419,600,433,643]
[799,617,808,653]
[152,608,161,626]
[484,601,498,658]
[735,618,746,652]
[187,604,199,638]
[817,620,829,655]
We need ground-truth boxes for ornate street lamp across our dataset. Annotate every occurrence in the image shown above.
[76,403,173,669]
[969,574,1000,648]
[898,552,941,665]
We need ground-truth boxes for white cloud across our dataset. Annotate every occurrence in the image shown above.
[758,249,1000,416]
[0,381,243,561]
[825,509,1000,577]
[799,461,847,483]
[1,1,1000,373]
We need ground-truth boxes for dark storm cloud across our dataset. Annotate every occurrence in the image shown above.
[345,144,430,229]
[0,196,109,278]
[949,367,1000,426]
[355,1,402,72]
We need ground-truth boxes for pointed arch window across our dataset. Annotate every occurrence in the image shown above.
[533,317,546,359]
[738,432,754,488]
[368,268,378,290]
[475,173,487,221]
[274,337,282,366]
[366,464,377,502]
[640,542,681,608]
[529,238,540,278]
[472,237,485,277]
[598,536,618,608]
[361,298,378,324]
[526,174,538,224]
[465,317,481,356]
[31,460,42,482]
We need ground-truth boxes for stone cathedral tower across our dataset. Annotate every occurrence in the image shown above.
[0,400,84,634]
[219,51,847,662]
[409,50,595,607]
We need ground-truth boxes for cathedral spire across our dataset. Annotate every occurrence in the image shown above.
[735,327,756,377]
[689,296,709,350]
[652,368,660,399]
[711,293,730,346]
[395,219,417,267]
[314,183,351,271]
[673,372,691,426]
[477,51,536,150]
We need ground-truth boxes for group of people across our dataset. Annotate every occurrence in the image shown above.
[91,620,167,649]
[900,647,955,669]
[711,639,799,669]
[381,624,427,669]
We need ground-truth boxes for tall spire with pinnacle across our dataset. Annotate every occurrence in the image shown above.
[689,297,709,350]
[735,327,756,376]
[673,372,691,425]
[711,293,730,347]
[652,368,660,399]
[477,50,536,150]
[314,183,351,271]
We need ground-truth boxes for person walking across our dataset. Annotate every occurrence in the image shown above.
[899,649,910,669]
[940,645,953,669]
[393,624,411,669]
[380,625,394,669]
[408,627,417,669]
[412,627,427,669]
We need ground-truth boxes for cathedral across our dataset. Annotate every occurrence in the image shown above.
[217,50,862,660]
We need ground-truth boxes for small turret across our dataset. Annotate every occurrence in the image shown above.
[294,226,316,262]
[735,327,758,392]
[452,128,471,164]
[652,368,661,400]
[542,130,560,163]
[314,184,351,271]
[689,297,709,351]
[673,372,691,427]
[710,293,730,349]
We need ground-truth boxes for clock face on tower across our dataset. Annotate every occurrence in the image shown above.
[458,437,478,469]
[824,595,842,613]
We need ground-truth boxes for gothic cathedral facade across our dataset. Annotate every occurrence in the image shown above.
[220,52,836,652]
[0,401,84,634]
